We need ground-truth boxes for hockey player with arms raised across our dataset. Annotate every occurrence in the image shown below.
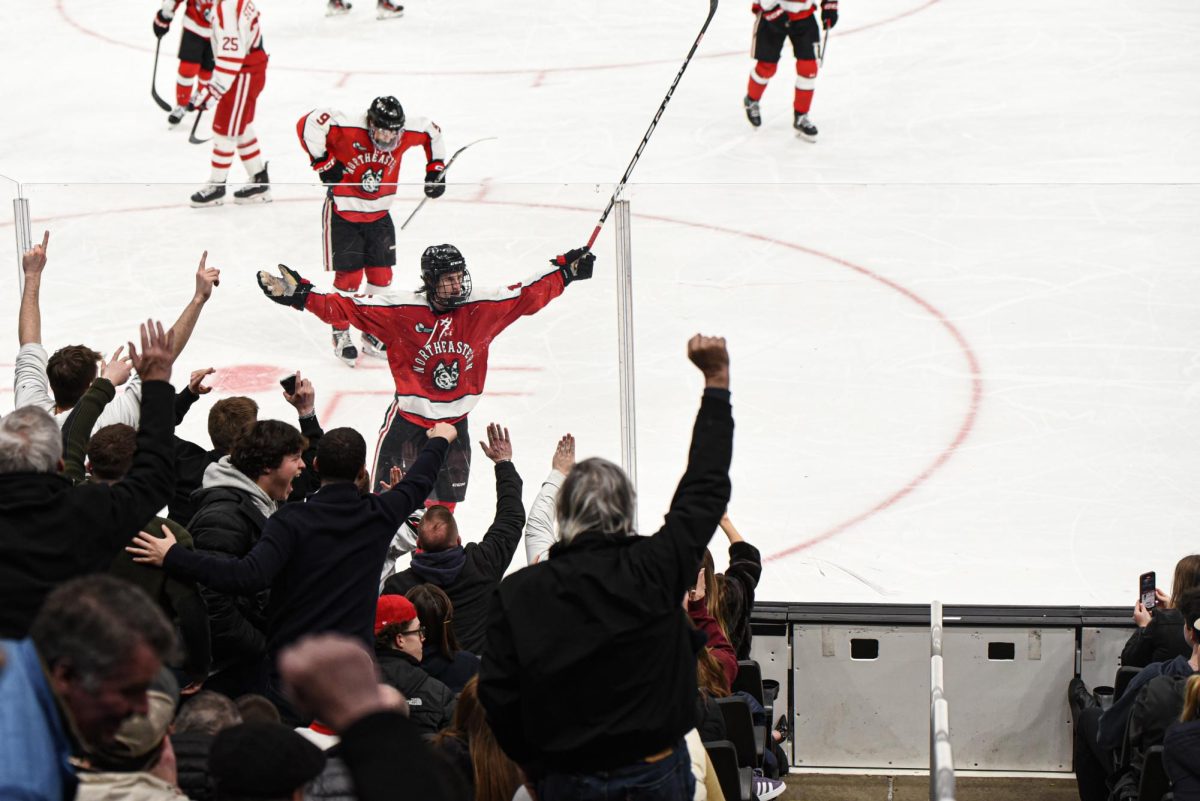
[153,0,216,127]
[189,0,270,207]
[297,96,447,366]
[256,244,595,507]
[742,0,838,140]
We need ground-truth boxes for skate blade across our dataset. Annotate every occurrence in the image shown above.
[376,10,404,18]
[190,198,225,208]
[361,347,387,359]
[326,8,352,15]
[233,192,273,205]
[795,131,818,143]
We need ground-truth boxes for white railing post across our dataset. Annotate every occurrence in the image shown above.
[613,198,638,529]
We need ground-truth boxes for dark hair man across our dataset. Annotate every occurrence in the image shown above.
[181,418,308,697]
[478,335,733,801]
[0,320,179,638]
[257,242,594,506]
[0,575,176,800]
[128,424,457,718]
[381,423,526,653]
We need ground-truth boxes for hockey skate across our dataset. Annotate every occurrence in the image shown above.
[168,104,188,127]
[376,0,404,18]
[190,183,226,207]
[743,96,762,128]
[361,332,388,358]
[326,0,352,14]
[234,164,272,204]
[794,112,818,142]
[333,328,359,367]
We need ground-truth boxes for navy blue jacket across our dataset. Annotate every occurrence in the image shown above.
[162,438,449,657]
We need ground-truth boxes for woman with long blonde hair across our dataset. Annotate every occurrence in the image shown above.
[433,677,525,801]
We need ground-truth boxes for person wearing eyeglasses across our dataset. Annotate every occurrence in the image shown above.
[373,595,456,735]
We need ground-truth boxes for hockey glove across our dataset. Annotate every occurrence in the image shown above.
[821,0,838,29]
[153,10,172,37]
[424,161,446,199]
[552,247,595,285]
[761,5,786,22]
[257,264,313,309]
[312,155,345,185]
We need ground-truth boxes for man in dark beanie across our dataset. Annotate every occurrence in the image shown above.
[209,722,325,800]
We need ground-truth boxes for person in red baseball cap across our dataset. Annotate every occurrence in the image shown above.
[373,595,455,734]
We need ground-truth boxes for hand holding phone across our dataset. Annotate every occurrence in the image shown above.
[280,373,298,396]
[1139,571,1157,610]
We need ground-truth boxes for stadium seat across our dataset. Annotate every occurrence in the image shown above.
[1114,665,1141,702]
[1139,745,1172,801]
[704,739,753,801]
[716,695,763,768]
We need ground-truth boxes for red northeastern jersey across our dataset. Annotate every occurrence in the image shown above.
[162,0,214,37]
[303,266,567,424]
[208,0,267,101]
[297,108,446,224]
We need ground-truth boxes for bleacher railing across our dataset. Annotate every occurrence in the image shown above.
[930,600,956,801]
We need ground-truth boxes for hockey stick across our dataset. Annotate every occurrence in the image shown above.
[397,136,498,231]
[818,25,830,66]
[188,109,211,145]
[585,0,719,250]
[151,38,173,112]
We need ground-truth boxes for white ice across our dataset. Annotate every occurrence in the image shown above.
[1,0,1198,606]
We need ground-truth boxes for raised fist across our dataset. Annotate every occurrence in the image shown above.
[687,334,730,389]
[257,264,314,310]
[552,247,594,285]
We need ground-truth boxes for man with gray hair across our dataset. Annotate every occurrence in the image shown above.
[0,574,177,801]
[479,335,733,801]
[0,319,179,638]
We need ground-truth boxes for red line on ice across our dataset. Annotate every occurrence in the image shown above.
[5,194,980,562]
[56,0,941,78]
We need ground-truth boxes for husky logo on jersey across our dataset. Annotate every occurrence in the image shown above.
[360,168,384,194]
[432,359,459,391]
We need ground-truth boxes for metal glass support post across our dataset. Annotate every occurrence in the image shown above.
[13,197,32,294]
[613,199,638,529]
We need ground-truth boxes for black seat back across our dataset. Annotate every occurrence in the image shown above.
[704,739,750,801]
[716,695,759,768]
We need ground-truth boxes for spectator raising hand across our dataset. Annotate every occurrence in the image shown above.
[479,423,512,463]
[101,346,133,388]
[128,319,177,383]
[524,433,575,566]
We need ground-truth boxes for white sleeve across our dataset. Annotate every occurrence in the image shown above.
[208,0,252,100]
[524,468,565,566]
[406,116,447,165]
[300,108,345,165]
[93,374,142,431]
[13,343,55,413]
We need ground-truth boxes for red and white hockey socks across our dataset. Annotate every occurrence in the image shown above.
[747,61,777,102]
[333,269,365,292]
[794,59,818,114]
[364,266,393,293]
[209,135,235,184]
[176,61,200,107]
[237,127,264,177]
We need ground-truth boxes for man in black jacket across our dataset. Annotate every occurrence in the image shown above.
[381,423,525,653]
[373,594,456,734]
[129,424,455,717]
[184,419,309,696]
[478,335,732,801]
[0,320,179,638]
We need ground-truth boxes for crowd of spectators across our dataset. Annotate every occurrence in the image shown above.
[1,231,786,800]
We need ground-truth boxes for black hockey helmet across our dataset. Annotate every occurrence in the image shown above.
[367,96,405,151]
[420,244,472,309]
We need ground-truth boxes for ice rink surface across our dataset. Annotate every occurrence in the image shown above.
[1,0,1198,606]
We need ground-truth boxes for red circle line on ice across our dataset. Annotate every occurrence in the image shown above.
[56,0,942,78]
[1,194,982,562]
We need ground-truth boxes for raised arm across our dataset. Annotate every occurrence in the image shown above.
[642,335,734,595]
[168,252,221,358]
[524,434,574,566]
[129,520,295,596]
[474,424,526,578]
[18,231,49,346]
[376,424,455,529]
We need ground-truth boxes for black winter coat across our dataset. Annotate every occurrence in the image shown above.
[421,644,480,695]
[478,389,733,776]
[1121,607,1191,669]
[187,485,271,672]
[1165,718,1200,800]
[382,461,526,654]
[0,381,176,638]
[171,730,217,801]
[375,649,457,734]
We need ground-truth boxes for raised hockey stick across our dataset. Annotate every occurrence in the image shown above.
[151,38,173,112]
[397,136,498,231]
[188,109,210,145]
[585,0,719,250]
